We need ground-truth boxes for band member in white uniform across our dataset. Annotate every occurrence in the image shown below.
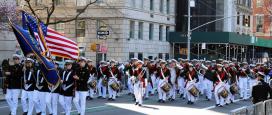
[238,62,249,100]
[86,59,97,100]
[107,60,121,101]
[4,54,23,115]
[97,61,108,99]
[203,61,214,101]
[184,63,199,105]
[156,60,170,103]
[143,58,150,99]
[33,62,50,115]
[73,57,90,115]
[149,60,157,96]
[46,63,62,115]
[168,59,179,101]
[59,60,75,115]
[133,60,147,106]
[21,58,35,115]
[213,64,228,107]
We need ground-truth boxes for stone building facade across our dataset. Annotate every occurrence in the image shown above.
[17,0,176,63]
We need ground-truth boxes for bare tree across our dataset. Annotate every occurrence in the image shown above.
[24,0,98,26]
[265,0,272,15]
[0,0,18,30]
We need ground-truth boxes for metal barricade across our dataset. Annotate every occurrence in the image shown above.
[248,102,265,115]
[230,106,247,115]
[265,99,272,115]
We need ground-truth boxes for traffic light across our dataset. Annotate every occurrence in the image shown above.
[244,18,248,27]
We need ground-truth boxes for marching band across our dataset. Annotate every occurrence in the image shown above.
[2,53,272,115]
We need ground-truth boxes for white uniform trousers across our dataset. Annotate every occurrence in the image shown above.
[169,84,176,99]
[33,90,41,114]
[89,88,95,98]
[177,77,185,96]
[97,78,107,98]
[128,76,134,94]
[185,82,197,102]
[144,79,149,98]
[134,81,144,105]
[150,74,157,95]
[21,90,34,115]
[214,84,227,106]
[203,79,213,100]
[239,77,248,99]
[249,78,257,97]
[73,91,88,115]
[158,79,167,101]
[5,89,20,115]
[33,90,47,115]
[46,92,59,115]
[59,95,72,115]
[198,75,205,95]
[227,84,235,102]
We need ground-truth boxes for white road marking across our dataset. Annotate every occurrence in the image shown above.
[202,99,242,110]
[0,105,9,109]
[62,105,108,113]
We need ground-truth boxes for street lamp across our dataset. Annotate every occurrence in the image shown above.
[187,0,195,60]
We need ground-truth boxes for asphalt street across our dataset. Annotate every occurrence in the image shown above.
[0,91,252,115]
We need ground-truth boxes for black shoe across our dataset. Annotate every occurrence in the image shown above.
[37,112,42,115]
[216,104,220,107]
[226,103,230,105]
[89,97,93,100]
[187,101,191,105]
[97,96,102,99]
[180,94,184,98]
[138,104,142,106]
[207,99,210,101]
[108,98,112,101]
[86,96,91,100]
[112,99,115,101]
[230,100,234,103]
[9,112,11,115]
[23,112,28,115]
[162,100,166,103]
[219,105,223,107]
[128,93,131,95]
[158,99,162,103]
[135,102,139,105]
[206,96,208,99]
[49,114,53,115]
[191,102,194,105]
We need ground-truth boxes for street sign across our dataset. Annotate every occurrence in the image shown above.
[97,31,109,36]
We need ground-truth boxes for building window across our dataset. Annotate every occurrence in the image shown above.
[166,26,170,41]
[150,0,154,11]
[129,52,135,59]
[149,23,154,40]
[256,15,264,32]
[159,25,163,41]
[237,12,240,25]
[248,15,250,27]
[129,21,135,39]
[130,0,136,8]
[242,15,246,26]
[256,0,263,7]
[55,23,65,35]
[55,0,64,5]
[138,22,143,39]
[79,47,85,57]
[160,0,164,13]
[166,0,170,14]
[140,0,144,9]
[97,53,107,63]
[76,20,85,37]
[158,53,163,59]
[165,53,169,60]
[138,53,143,60]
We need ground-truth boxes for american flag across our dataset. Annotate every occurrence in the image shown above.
[22,11,79,59]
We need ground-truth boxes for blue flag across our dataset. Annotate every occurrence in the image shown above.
[10,22,60,86]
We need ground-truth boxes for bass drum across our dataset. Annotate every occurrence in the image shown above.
[88,80,97,89]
